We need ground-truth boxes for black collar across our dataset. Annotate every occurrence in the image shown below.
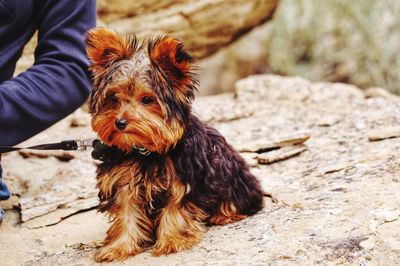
[91,139,154,162]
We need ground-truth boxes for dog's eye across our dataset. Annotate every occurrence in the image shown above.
[110,94,119,103]
[141,96,154,105]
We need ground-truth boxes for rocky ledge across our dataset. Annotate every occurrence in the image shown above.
[1,75,400,265]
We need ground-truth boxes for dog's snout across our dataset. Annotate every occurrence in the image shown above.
[115,118,128,130]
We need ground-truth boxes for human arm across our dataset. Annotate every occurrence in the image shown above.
[0,0,96,145]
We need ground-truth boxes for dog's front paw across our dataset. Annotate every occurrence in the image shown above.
[94,246,138,262]
[152,239,177,256]
[152,232,201,256]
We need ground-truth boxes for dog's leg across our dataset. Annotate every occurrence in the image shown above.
[95,185,152,262]
[208,202,247,225]
[152,181,206,255]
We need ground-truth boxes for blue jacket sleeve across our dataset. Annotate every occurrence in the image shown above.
[0,0,96,146]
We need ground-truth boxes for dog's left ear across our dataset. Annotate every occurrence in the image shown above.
[149,36,195,84]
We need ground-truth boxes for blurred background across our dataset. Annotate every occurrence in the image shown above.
[16,0,400,95]
[198,0,400,95]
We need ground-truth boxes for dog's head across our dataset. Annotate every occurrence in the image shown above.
[86,28,197,154]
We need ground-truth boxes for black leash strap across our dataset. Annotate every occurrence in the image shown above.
[0,140,92,154]
[0,139,151,162]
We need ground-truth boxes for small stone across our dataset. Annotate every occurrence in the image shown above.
[235,132,310,153]
[19,150,75,162]
[319,161,353,175]
[317,115,342,126]
[360,238,375,250]
[365,87,396,99]
[368,127,400,141]
[384,237,400,251]
[372,209,400,222]
[291,203,304,210]
[68,242,88,251]
[355,121,367,130]
[257,145,306,164]
[68,108,91,127]
[270,132,311,148]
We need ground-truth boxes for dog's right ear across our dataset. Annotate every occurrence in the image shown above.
[86,27,136,73]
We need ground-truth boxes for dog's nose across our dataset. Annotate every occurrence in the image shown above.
[115,118,128,130]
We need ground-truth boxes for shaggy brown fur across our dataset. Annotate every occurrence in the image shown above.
[86,27,264,262]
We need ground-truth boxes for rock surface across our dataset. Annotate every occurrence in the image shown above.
[15,0,278,78]
[1,75,400,265]
[97,0,278,59]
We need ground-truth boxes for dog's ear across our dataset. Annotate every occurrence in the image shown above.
[86,27,136,72]
[149,36,195,85]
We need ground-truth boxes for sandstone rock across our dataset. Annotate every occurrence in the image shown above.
[14,1,278,96]
[319,161,354,175]
[384,237,400,251]
[372,209,400,223]
[234,132,310,153]
[99,0,278,59]
[317,115,342,127]
[1,74,400,265]
[365,87,398,99]
[367,126,400,141]
[18,150,75,162]
[239,152,258,168]
[359,238,375,250]
[257,145,307,164]
[69,108,91,128]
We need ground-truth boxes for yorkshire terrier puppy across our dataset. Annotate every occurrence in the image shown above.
[86,28,264,262]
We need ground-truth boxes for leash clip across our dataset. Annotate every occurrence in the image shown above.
[75,139,94,151]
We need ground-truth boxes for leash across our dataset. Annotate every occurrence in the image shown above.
[0,139,152,159]
[0,139,94,154]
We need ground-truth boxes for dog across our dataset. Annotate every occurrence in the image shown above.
[86,28,264,262]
